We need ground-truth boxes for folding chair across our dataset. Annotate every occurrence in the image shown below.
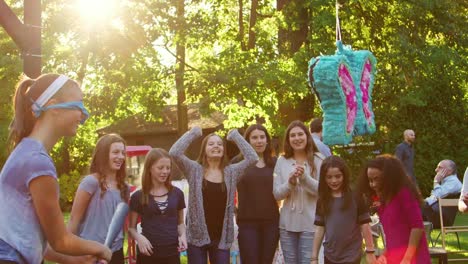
[437,198,468,262]
[437,198,462,249]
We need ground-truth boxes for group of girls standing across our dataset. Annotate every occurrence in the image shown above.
[0,73,431,264]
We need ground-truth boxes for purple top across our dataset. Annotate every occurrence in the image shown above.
[378,187,430,263]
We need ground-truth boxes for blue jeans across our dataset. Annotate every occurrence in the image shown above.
[238,220,279,264]
[187,241,230,264]
[279,229,315,264]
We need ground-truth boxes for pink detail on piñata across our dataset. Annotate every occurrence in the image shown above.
[338,64,357,134]
[360,59,373,125]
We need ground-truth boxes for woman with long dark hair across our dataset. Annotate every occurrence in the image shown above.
[169,126,257,264]
[358,155,430,264]
[233,124,279,264]
[311,156,375,264]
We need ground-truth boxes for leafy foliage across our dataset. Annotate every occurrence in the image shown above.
[0,0,466,201]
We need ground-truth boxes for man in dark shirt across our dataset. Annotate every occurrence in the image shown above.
[395,129,416,185]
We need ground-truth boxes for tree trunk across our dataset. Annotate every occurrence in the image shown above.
[277,0,308,55]
[238,0,246,50]
[247,0,258,49]
[176,0,188,135]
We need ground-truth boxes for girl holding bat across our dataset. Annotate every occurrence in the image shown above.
[0,74,111,264]
[128,148,187,264]
[169,127,257,264]
[66,134,130,264]
[46,134,128,264]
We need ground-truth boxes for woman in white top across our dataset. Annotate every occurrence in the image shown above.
[459,167,468,213]
[273,120,324,264]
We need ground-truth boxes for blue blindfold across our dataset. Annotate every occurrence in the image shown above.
[33,101,89,124]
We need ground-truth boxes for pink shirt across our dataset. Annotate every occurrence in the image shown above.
[378,187,430,263]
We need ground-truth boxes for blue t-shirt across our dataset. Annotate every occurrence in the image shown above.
[0,138,58,264]
[77,175,126,252]
[130,187,185,257]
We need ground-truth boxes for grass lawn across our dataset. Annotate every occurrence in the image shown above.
[429,212,468,263]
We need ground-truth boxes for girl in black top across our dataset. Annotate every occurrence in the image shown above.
[129,148,186,264]
[234,124,279,264]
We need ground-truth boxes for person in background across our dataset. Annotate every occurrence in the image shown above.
[273,120,324,264]
[358,155,430,264]
[129,148,186,264]
[169,127,257,264]
[232,124,279,264]
[311,156,376,264]
[0,74,111,264]
[309,118,332,157]
[395,129,416,185]
[422,160,462,222]
[459,167,468,213]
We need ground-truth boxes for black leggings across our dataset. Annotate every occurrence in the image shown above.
[0,260,18,264]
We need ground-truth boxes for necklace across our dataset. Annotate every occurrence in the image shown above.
[151,191,168,197]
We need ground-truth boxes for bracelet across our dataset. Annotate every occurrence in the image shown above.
[365,249,376,254]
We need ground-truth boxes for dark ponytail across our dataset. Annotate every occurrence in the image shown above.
[8,78,37,152]
[8,73,77,152]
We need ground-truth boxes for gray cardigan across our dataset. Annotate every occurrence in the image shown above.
[169,128,258,249]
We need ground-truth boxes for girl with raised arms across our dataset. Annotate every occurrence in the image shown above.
[169,126,257,264]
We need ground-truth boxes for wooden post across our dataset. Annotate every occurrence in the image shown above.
[0,0,41,78]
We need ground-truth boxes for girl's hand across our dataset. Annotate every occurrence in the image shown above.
[226,129,238,141]
[288,171,299,185]
[365,253,377,264]
[289,164,304,185]
[311,260,318,264]
[137,235,154,256]
[97,246,112,263]
[192,126,203,137]
[295,163,305,178]
[178,235,188,252]
[376,255,387,264]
